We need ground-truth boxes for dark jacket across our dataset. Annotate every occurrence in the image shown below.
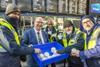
[57,28,84,53]
[79,15,100,67]
[45,26,56,41]
[22,28,49,67]
[22,28,49,45]
[0,16,35,67]
[57,26,84,65]
[45,26,56,34]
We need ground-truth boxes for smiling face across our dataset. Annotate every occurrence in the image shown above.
[82,18,94,31]
[65,26,73,34]
[34,17,43,31]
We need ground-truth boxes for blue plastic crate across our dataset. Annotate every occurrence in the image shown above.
[32,42,69,67]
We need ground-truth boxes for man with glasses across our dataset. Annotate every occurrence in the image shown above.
[71,15,100,67]
[22,17,49,67]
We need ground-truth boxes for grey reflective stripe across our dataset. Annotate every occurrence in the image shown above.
[0,48,7,52]
[0,29,11,52]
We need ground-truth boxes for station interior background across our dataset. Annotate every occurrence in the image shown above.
[0,0,100,67]
[0,0,100,37]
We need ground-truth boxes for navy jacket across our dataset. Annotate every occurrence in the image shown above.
[22,28,49,45]
[80,15,100,67]
[22,28,49,67]
[0,16,35,67]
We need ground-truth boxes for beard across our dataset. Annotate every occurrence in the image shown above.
[84,25,92,31]
[8,17,19,29]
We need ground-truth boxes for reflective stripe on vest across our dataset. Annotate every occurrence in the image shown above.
[0,18,20,48]
[0,29,10,52]
[62,28,81,47]
[62,33,68,47]
[84,28,100,50]
[49,36,53,42]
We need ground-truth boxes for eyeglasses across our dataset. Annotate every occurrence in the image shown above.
[82,19,91,24]
[82,20,91,24]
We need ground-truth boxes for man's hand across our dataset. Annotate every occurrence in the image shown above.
[71,48,80,57]
[34,48,41,54]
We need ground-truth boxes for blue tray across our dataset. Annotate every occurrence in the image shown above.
[32,42,69,67]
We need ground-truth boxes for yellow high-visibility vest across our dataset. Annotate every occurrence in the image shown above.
[49,36,54,42]
[49,33,57,42]
[0,18,20,48]
[62,28,81,47]
[84,27,100,50]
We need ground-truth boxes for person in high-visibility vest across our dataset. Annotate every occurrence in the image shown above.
[71,15,100,67]
[57,20,84,67]
[0,4,41,67]
[44,18,57,42]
